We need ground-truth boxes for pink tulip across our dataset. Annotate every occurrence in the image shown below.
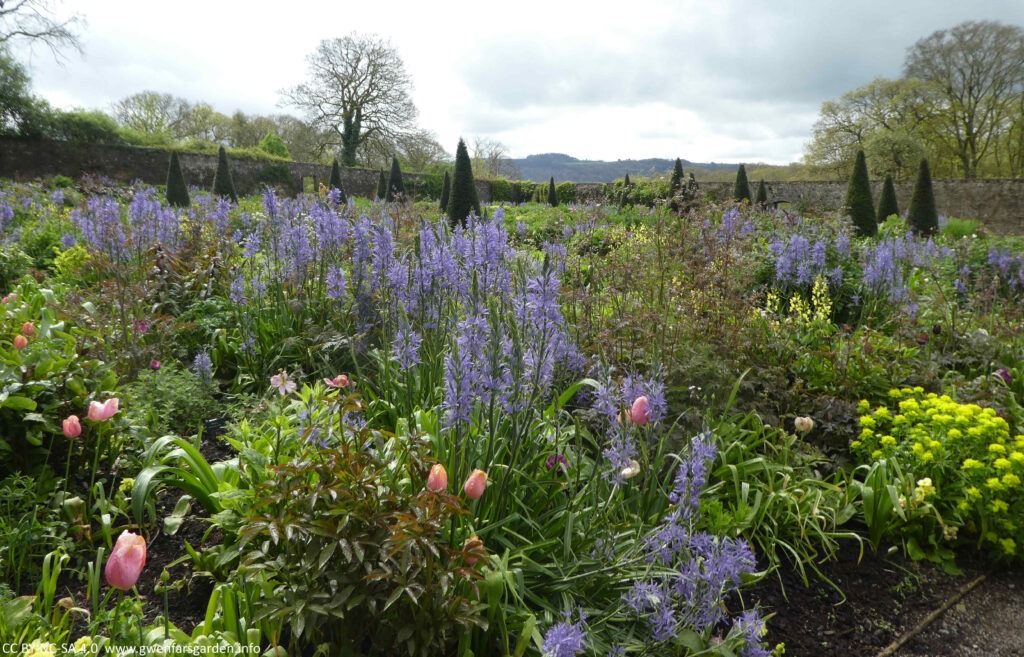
[21,322,34,336]
[463,469,487,500]
[87,398,119,422]
[62,415,82,439]
[1,296,7,304]
[426,463,448,493]
[630,396,651,426]
[13,335,27,350]
[323,374,350,388]
[105,531,146,591]
[463,535,485,565]
[150,358,161,370]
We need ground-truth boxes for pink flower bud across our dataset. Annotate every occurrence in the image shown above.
[21,322,34,336]
[150,359,161,370]
[13,335,27,350]
[463,469,487,500]
[105,530,146,591]
[323,374,350,388]
[426,463,448,493]
[87,398,119,422]
[630,396,651,426]
[62,415,82,439]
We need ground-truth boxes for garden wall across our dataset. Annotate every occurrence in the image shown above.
[0,138,492,203]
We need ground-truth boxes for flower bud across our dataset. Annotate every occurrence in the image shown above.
[426,463,448,493]
[463,469,487,500]
[794,416,814,434]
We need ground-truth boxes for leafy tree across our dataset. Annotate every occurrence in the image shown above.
[845,150,877,236]
[447,138,480,227]
[439,170,451,211]
[376,170,387,200]
[669,158,684,196]
[386,156,404,201]
[908,158,938,236]
[877,173,899,221]
[258,130,291,159]
[755,180,767,207]
[733,164,751,202]
[328,158,347,203]
[547,176,558,207]
[283,33,418,166]
[0,45,50,137]
[905,21,1024,178]
[165,151,190,208]
[212,145,238,203]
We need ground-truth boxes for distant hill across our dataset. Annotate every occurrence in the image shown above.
[506,153,739,183]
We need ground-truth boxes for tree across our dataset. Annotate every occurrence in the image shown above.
[386,156,405,202]
[547,176,558,207]
[283,33,418,166]
[755,179,767,207]
[447,138,480,227]
[212,145,238,203]
[733,164,751,202]
[620,173,633,207]
[439,170,451,211]
[113,91,190,137]
[845,150,877,236]
[375,170,387,200]
[329,158,346,201]
[0,0,83,59]
[0,45,48,136]
[877,173,899,221]
[258,131,291,159]
[905,21,1024,178]
[669,158,684,195]
[397,129,448,171]
[472,137,520,179]
[908,158,938,236]
[165,152,190,208]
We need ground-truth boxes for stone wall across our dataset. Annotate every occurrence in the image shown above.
[0,138,492,203]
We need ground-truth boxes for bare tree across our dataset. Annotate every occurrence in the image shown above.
[282,33,418,166]
[398,129,449,171]
[905,20,1024,178]
[471,136,520,179]
[0,0,83,58]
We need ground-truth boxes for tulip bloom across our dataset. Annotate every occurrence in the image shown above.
[323,374,350,388]
[426,463,448,493]
[21,322,34,336]
[62,415,82,439]
[13,335,27,350]
[150,358,161,370]
[463,469,487,500]
[105,531,146,591]
[87,398,119,422]
[630,396,651,426]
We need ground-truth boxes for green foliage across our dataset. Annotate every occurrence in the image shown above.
[733,164,751,202]
[122,362,221,437]
[46,110,122,144]
[386,156,405,202]
[0,475,71,593]
[0,244,31,291]
[165,152,190,208]
[328,158,346,202]
[257,131,290,159]
[376,169,387,200]
[670,157,684,195]
[755,179,767,207]
[877,173,899,221]
[212,145,238,203]
[844,150,877,237]
[908,158,938,236]
[941,217,981,239]
[253,162,297,195]
[547,176,557,207]
[439,169,451,210]
[556,181,576,205]
[447,138,480,227]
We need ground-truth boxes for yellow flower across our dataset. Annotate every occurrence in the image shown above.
[888,388,902,399]
[995,458,1013,470]
[962,458,983,470]
[990,443,1007,455]
[947,428,963,439]
[966,486,982,500]
[920,451,935,463]
[858,399,871,414]
[927,439,942,451]
[991,499,1009,513]
[1003,473,1021,487]
[880,435,897,447]
[1010,451,1024,464]
[25,641,57,657]
[875,407,892,420]
[72,637,94,654]
[871,449,883,460]
[1001,538,1016,556]
[987,477,1004,491]
[914,478,936,502]
[860,416,877,429]
[860,428,874,439]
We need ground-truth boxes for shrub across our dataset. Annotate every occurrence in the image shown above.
[47,110,123,144]
[0,244,31,290]
[877,173,899,221]
[165,152,190,208]
[122,362,221,437]
[547,176,557,207]
[257,131,290,159]
[669,157,684,196]
[556,181,576,205]
[212,145,238,203]
[329,158,346,202]
[439,169,451,209]
[386,156,405,202]
[375,170,387,200]
[908,158,938,237]
[488,177,512,204]
[733,164,751,203]
[447,138,480,227]
[845,150,876,237]
[253,163,297,195]
[755,179,767,207]
[941,217,981,239]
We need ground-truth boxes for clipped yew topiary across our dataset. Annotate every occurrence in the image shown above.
[376,170,387,200]
[165,151,190,208]
[877,173,899,222]
[439,170,451,211]
[329,158,346,202]
[755,179,767,207]
[212,145,238,203]
[733,164,751,203]
[845,150,876,237]
[548,176,558,207]
[620,173,633,207]
[908,158,938,236]
[386,156,405,202]
[447,138,480,227]
[670,158,684,195]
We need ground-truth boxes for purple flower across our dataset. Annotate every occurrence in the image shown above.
[734,609,770,657]
[546,454,569,472]
[392,324,422,371]
[996,369,1013,384]
[326,266,347,301]
[192,350,213,380]
[542,619,588,657]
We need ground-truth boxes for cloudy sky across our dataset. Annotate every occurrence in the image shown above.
[17,0,1024,164]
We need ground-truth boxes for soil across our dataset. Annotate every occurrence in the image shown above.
[752,541,1019,657]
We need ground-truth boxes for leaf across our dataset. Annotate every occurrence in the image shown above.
[1,395,36,411]
[163,495,193,536]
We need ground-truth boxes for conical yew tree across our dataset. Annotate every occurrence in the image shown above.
[212,145,238,203]
[439,170,451,211]
[386,156,405,202]
[165,151,190,208]
[376,170,387,200]
[733,164,751,203]
[755,179,767,207]
[845,150,876,237]
[447,138,480,227]
[877,173,899,222]
[329,158,347,202]
[548,176,558,207]
[908,158,938,236]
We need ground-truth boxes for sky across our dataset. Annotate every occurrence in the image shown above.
[15,0,1024,164]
